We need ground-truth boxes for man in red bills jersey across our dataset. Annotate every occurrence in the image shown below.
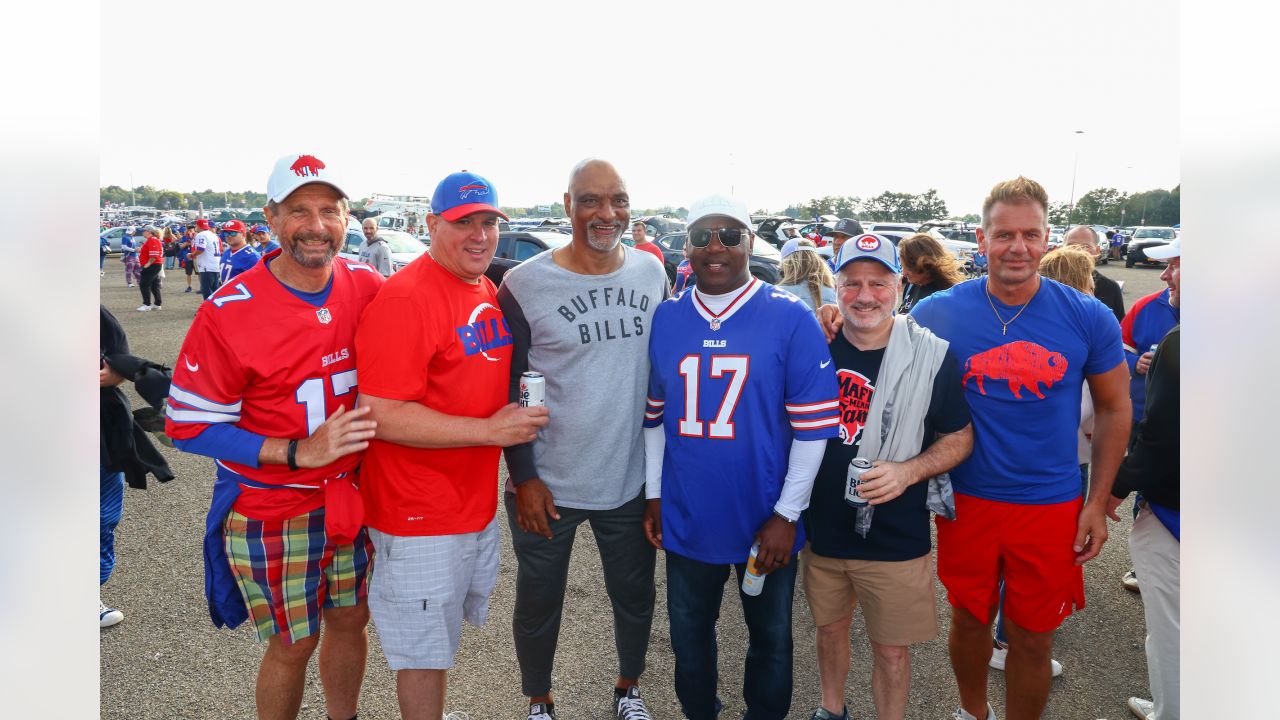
[166,154,384,720]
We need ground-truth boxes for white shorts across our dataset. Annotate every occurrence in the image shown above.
[367,516,499,670]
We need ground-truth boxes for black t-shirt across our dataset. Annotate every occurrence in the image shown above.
[899,280,948,315]
[802,331,971,561]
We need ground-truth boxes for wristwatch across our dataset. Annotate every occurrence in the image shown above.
[772,510,797,524]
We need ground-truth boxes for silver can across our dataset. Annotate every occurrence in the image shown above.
[519,372,546,408]
[845,458,873,506]
[844,458,875,504]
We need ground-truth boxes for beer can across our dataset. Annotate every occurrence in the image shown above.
[1149,343,1159,354]
[519,372,546,408]
[742,541,765,596]
[845,458,873,507]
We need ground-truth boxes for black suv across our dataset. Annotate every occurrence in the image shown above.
[1124,227,1176,267]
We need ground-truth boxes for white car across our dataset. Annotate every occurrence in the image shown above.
[338,229,428,273]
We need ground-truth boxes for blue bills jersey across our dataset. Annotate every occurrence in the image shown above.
[645,280,840,564]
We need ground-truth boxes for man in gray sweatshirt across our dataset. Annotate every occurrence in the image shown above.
[497,159,669,720]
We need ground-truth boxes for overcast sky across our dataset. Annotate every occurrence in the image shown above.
[100,0,1178,216]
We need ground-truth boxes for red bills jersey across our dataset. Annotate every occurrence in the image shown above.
[166,251,384,518]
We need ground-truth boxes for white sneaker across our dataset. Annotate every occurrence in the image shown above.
[1122,569,1141,592]
[989,644,1063,677]
[100,602,124,628]
[150,304,162,310]
[136,305,152,312]
[1127,697,1154,719]
[951,703,997,720]
[442,713,470,720]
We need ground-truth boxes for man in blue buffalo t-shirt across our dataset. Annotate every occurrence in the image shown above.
[911,177,1131,720]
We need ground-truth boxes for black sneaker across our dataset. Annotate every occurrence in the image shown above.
[527,702,556,720]
[614,687,652,720]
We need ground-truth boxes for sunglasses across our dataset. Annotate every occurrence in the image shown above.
[688,227,748,248]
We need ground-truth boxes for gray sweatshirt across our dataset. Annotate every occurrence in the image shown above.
[497,246,669,510]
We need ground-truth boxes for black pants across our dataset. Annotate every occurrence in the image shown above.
[505,490,656,697]
[139,265,162,307]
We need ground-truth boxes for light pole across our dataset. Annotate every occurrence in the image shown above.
[1066,130,1084,228]
[1120,166,1132,227]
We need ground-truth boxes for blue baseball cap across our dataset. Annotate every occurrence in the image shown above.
[833,233,901,274]
[431,170,508,222]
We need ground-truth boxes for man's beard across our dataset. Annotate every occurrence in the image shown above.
[287,231,338,268]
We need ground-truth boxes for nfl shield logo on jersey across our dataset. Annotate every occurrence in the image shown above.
[316,307,332,324]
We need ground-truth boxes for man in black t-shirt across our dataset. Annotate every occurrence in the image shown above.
[801,238,973,720]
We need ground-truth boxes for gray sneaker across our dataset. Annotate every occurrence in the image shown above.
[809,706,849,720]
[615,687,652,720]
[1127,697,1154,720]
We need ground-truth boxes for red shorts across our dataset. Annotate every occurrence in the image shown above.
[935,493,1085,633]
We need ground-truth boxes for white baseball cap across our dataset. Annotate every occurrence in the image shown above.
[1143,235,1181,260]
[266,153,348,203]
[687,193,752,230]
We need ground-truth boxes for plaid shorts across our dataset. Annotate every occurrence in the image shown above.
[224,507,374,644]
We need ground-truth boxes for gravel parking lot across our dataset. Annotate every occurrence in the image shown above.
[99,260,1171,720]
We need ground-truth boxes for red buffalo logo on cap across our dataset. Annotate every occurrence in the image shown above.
[855,234,881,252]
[458,183,489,199]
[290,154,326,178]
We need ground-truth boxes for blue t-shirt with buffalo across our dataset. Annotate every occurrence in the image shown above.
[803,333,971,561]
[911,277,1124,504]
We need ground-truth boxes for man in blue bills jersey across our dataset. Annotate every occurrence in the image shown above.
[641,193,841,720]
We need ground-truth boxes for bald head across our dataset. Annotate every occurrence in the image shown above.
[564,159,629,253]
[362,217,377,241]
[1064,226,1099,258]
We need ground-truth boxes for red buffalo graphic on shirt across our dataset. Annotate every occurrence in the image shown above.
[290,154,326,177]
[962,341,1067,399]
[836,368,874,446]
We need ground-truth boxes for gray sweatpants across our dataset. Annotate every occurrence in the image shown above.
[505,490,656,697]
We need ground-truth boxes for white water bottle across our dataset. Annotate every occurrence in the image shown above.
[741,541,766,596]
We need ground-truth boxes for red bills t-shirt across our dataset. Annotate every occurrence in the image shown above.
[166,254,385,520]
[355,252,513,536]
[140,236,164,266]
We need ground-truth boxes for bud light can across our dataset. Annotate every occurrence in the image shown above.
[845,458,873,507]
[519,372,546,408]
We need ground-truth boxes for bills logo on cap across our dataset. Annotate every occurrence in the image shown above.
[290,154,326,178]
[856,234,881,251]
[316,307,332,324]
[459,183,490,199]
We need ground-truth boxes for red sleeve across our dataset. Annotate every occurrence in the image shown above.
[356,295,435,401]
[1121,291,1160,352]
[165,311,250,441]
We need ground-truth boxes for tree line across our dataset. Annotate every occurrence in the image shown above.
[1050,186,1179,226]
[101,183,1179,227]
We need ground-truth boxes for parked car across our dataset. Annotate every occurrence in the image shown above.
[484,230,574,286]
[753,216,799,249]
[864,222,920,234]
[653,231,781,285]
[337,229,428,273]
[1125,226,1177,267]
[99,226,133,253]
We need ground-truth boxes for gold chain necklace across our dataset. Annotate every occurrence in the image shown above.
[985,278,1038,335]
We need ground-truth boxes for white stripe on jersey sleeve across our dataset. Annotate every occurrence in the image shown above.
[166,406,241,424]
[169,384,243,413]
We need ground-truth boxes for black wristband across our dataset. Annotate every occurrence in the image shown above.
[287,439,300,471]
